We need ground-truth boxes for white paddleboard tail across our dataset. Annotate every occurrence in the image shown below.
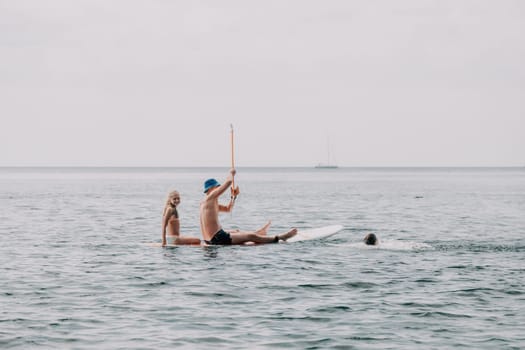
[284,225,343,243]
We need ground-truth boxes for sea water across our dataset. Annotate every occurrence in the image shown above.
[1,167,524,349]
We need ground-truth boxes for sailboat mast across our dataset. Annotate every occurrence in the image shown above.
[326,136,330,165]
[315,136,338,168]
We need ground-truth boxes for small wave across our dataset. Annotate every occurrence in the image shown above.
[447,265,486,270]
[346,336,382,341]
[413,277,439,283]
[411,311,473,318]
[298,283,336,290]
[400,301,459,308]
[504,289,524,295]
[265,315,332,322]
[450,287,495,294]
[308,305,352,313]
[342,281,378,289]
[448,287,523,296]
[433,242,525,253]
[342,240,433,251]
[183,291,238,299]
[127,281,168,288]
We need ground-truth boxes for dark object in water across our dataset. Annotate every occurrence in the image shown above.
[364,233,378,246]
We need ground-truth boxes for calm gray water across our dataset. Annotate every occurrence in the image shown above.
[1,167,524,349]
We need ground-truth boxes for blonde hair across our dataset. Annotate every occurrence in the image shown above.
[163,190,180,217]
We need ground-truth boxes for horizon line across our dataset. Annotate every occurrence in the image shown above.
[1,165,524,169]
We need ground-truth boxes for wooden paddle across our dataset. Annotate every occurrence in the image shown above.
[230,124,240,199]
[230,123,235,189]
[230,124,239,216]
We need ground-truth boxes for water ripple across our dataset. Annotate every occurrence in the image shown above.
[2,168,525,349]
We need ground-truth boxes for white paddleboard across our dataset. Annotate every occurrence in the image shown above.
[283,225,344,243]
[148,225,343,247]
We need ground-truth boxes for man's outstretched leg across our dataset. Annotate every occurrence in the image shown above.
[230,228,297,245]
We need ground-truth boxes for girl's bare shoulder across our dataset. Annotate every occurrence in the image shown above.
[165,206,179,218]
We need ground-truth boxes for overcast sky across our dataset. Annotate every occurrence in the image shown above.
[1,0,524,167]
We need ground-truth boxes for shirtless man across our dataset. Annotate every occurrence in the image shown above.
[199,168,297,245]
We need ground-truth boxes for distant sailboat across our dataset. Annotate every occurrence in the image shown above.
[315,163,338,169]
[315,137,338,169]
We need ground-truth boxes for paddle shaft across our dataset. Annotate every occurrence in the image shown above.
[230,124,235,192]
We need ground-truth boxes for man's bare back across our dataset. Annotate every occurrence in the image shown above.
[200,192,223,241]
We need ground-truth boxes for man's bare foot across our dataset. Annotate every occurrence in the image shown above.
[255,221,272,236]
[278,228,297,242]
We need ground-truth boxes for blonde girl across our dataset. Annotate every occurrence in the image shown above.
[162,190,201,246]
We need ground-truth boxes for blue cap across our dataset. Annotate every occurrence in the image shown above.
[203,178,220,193]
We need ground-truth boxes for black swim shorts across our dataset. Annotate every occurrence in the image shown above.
[205,229,232,245]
